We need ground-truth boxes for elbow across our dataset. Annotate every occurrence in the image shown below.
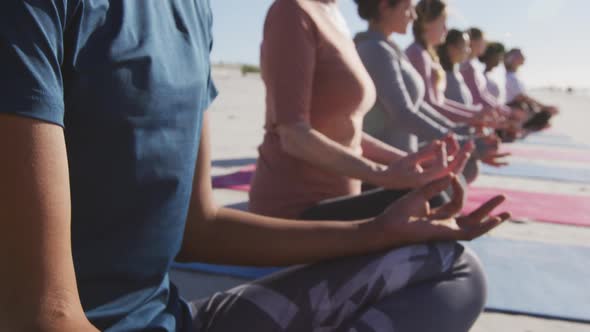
[277,122,309,157]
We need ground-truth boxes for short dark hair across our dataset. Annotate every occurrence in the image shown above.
[479,41,506,64]
[354,0,403,21]
[504,48,523,71]
[467,27,483,41]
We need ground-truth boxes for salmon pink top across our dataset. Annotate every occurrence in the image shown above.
[248,0,376,218]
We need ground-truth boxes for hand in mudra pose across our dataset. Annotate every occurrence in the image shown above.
[372,175,510,246]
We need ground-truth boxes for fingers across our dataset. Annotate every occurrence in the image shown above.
[438,142,448,168]
[430,176,465,219]
[481,152,511,167]
[414,175,454,202]
[443,134,460,156]
[464,195,506,225]
[447,141,473,175]
[410,140,444,163]
[462,212,511,240]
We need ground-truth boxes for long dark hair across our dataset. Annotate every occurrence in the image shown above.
[437,29,465,71]
[413,0,447,56]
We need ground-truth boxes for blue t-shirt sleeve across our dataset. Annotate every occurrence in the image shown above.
[0,1,66,126]
[204,2,218,111]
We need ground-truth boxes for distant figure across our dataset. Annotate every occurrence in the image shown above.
[479,42,506,104]
[504,48,559,131]
[438,29,475,106]
[505,48,559,114]
[405,2,496,127]
[461,28,511,114]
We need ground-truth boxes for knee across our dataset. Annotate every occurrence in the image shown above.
[455,246,488,318]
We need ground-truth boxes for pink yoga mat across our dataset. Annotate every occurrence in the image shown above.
[501,145,590,163]
[464,187,590,227]
[212,165,590,227]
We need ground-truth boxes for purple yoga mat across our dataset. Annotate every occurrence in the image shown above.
[211,164,255,192]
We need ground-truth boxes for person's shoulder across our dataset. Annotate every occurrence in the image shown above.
[268,0,313,17]
[266,0,316,27]
[355,33,395,53]
[460,60,474,73]
[405,42,429,65]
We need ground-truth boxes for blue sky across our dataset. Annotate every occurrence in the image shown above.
[210,0,589,88]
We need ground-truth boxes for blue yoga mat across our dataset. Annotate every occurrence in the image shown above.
[519,132,590,149]
[172,262,281,279]
[173,237,590,323]
[480,161,590,183]
[464,237,590,323]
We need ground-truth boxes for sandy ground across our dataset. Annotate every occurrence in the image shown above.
[182,66,590,331]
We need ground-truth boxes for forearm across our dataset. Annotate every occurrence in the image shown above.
[178,207,388,266]
[445,98,482,113]
[428,101,474,123]
[361,132,407,165]
[279,123,384,183]
[419,104,456,128]
[0,116,95,331]
[397,104,451,141]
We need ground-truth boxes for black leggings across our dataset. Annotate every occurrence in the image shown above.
[299,175,469,221]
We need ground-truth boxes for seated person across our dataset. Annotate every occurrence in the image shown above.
[504,48,559,124]
[479,42,507,104]
[354,1,508,182]
[0,1,510,331]
[405,2,501,128]
[249,0,473,221]
[461,27,511,115]
[437,29,476,106]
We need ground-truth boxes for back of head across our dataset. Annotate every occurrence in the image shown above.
[467,27,483,42]
[479,42,506,63]
[504,48,523,72]
[354,0,403,21]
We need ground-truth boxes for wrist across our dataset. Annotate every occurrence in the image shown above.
[366,163,387,187]
[357,217,390,251]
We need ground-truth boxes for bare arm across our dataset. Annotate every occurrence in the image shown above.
[178,113,384,266]
[178,114,507,265]
[361,132,407,165]
[277,121,387,186]
[0,115,97,331]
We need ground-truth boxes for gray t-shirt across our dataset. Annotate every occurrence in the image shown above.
[354,31,464,152]
[445,67,474,106]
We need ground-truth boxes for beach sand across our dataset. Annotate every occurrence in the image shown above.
[195,66,590,331]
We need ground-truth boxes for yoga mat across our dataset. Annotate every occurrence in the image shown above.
[172,262,281,279]
[464,187,590,227]
[502,145,590,163]
[465,237,590,323]
[211,164,255,191]
[174,238,590,323]
[518,132,590,149]
[480,161,590,183]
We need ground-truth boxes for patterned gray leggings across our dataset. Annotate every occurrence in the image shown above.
[189,242,486,332]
